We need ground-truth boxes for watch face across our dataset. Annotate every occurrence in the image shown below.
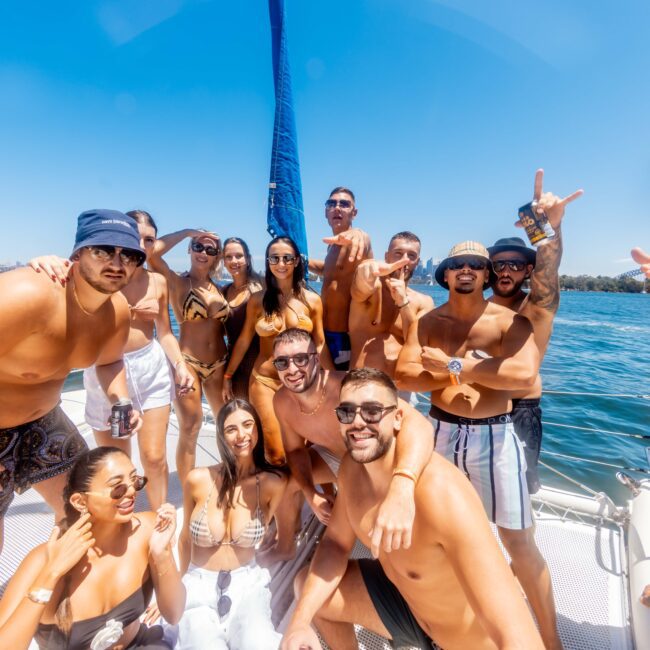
[448,359,462,374]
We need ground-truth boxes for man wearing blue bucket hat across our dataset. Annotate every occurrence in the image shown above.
[0,209,145,552]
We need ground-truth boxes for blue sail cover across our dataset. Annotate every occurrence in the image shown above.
[267,0,308,259]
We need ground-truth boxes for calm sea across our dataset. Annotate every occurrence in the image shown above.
[64,288,650,504]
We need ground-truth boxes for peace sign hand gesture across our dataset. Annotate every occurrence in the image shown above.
[521,168,583,230]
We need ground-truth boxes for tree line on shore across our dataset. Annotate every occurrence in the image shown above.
[559,274,646,293]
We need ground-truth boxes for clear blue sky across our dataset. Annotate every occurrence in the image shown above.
[1,0,648,276]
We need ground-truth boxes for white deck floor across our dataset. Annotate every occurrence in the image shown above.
[0,391,635,649]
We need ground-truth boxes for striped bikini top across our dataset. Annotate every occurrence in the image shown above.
[189,473,266,549]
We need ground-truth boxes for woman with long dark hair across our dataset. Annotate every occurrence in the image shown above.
[176,399,287,649]
[221,237,263,400]
[0,447,185,649]
[222,236,330,466]
[28,210,194,510]
[148,228,230,486]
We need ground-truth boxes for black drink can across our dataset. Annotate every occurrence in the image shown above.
[518,200,555,246]
[110,399,133,438]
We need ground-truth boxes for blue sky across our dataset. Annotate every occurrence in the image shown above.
[1,0,648,276]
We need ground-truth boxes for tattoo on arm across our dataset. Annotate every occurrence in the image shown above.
[529,229,563,313]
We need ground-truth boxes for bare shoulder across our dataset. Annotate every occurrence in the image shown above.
[485,301,531,329]
[273,386,292,413]
[150,270,168,293]
[415,454,482,527]
[186,465,214,490]
[304,288,323,309]
[260,469,288,494]
[0,267,59,312]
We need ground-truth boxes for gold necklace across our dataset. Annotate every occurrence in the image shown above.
[299,370,328,416]
[71,280,93,316]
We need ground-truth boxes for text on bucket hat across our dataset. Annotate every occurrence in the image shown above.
[72,209,145,265]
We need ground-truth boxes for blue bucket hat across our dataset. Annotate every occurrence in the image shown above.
[487,236,536,266]
[72,209,145,265]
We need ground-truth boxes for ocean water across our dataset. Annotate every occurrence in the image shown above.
[64,289,649,504]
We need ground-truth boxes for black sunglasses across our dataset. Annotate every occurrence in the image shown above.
[492,259,528,273]
[86,475,148,500]
[335,402,397,425]
[325,198,353,209]
[447,257,489,271]
[191,241,220,256]
[86,245,146,267]
[217,570,232,618]
[267,254,297,266]
[272,352,317,371]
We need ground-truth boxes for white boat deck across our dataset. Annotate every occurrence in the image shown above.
[0,391,636,649]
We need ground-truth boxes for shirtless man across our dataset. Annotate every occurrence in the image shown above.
[281,368,543,650]
[396,240,562,649]
[308,187,372,370]
[349,231,434,377]
[272,328,433,556]
[0,209,144,551]
[488,170,583,494]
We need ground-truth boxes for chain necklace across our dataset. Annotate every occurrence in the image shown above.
[71,280,93,316]
[298,370,328,416]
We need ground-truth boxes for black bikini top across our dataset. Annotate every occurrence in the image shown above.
[34,577,153,650]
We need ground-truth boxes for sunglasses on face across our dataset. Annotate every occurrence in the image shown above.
[492,259,528,273]
[446,257,489,271]
[217,570,232,618]
[87,475,148,500]
[325,199,353,210]
[267,254,297,266]
[272,352,317,371]
[191,241,220,256]
[86,245,146,267]
[335,402,397,425]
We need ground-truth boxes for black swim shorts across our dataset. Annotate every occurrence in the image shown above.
[358,559,439,650]
[0,405,88,517]
[510,398,542,494]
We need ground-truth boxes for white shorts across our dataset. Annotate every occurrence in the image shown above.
[173,562,280,650]
[311,443,341,479]
[429,409,532,530]
[83,339,174,431]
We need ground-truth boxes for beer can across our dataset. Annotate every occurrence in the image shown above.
[110,398,133,438]
[518,200,555,246]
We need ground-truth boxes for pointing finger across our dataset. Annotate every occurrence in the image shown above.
[533,168,544,200]
[631,247,650,265]
[560,189,584,206]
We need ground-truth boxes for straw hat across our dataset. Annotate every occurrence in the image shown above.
[434,241,490,290]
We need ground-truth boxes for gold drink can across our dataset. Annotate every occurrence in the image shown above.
[518,200,555,246]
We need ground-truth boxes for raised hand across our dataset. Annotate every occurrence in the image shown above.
[44,513,94,579]
[518,169,583,230]
[323,228,370,263]
[28,255,73,286]
[384,263,409,307]
[149,503,177,558]
[188,228,219,239]
[631,247,650,279]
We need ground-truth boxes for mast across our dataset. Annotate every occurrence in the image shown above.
[267,0,308,260]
